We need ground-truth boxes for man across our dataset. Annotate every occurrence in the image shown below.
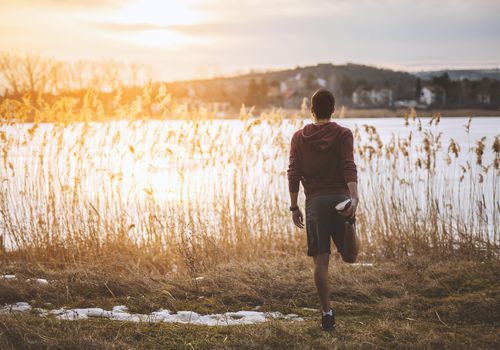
[287,89,359,331]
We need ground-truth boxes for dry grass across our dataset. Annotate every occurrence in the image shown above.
[1,253,499,349]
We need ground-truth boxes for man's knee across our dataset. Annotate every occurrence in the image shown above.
[313,253,330,270]
[341,253,357,263]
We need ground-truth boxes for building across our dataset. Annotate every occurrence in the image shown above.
[420,86,446,106]
[352,87,393,107]
[476,93,491,105]
[352,87,372,107]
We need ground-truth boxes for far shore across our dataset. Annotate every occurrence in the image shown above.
[253,107,500,119]
[332,108,500,118]
[218,107,500,119]
[2,108,499,124]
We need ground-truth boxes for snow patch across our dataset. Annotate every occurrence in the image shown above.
[0,302,304,326]
[26,278,49,285]
[1,302,31,313]
[0,274,16,280]
[302,307,320,312]
[350,263,374,267]
[1,275,50,285]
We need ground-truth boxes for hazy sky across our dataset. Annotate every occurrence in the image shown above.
[1,0,499,81]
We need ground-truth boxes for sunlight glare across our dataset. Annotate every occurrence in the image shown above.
[111,0,202,48]
[115,0,199,27]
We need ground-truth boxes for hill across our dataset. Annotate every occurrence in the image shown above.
[415,69,500,81]
[165,63,417,107]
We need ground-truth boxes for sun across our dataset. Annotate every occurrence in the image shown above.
[110,0,201,47]
[115,0,199,27]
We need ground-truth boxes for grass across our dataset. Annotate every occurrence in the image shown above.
[1,253,499,349]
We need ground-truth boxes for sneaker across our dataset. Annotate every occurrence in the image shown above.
[335,198,351,212]
[335,199,355,225]
[321,311,336,331]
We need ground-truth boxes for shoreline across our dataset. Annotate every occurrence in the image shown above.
[333,108,500,118]
[260,108,500,119]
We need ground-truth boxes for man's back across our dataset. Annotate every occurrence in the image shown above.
[287,121,357,201]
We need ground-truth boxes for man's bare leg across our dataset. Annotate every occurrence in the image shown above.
[313,253,331,312]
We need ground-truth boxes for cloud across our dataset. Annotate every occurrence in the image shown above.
[18,0,123,9]
[87,21,170,32]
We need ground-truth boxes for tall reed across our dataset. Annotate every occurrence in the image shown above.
[0,87,498,271]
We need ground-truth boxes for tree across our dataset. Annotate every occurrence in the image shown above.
[245,78,259,106]
[258,79,268,105]
[415,78,422,100]
[340,75,355,97]
[305,73,317,91]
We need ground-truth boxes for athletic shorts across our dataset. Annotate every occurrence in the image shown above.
[305,194,350,257]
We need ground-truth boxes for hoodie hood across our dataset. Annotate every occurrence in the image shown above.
[299,122,343,152]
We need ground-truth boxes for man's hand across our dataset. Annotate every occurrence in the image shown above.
[340,198,358,220]
[292,209,304,229]
[341,182,359,221]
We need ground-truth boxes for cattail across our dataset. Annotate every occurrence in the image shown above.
[474,137,486,166]
[463,117,472,133]
[493,136,500,154]
[415,158,422,168]
[448,138,460,158]
[493,136,500,170]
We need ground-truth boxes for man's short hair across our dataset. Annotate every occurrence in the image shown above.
[311,89,335,119]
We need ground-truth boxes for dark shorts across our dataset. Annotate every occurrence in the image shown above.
[305,194,350,257]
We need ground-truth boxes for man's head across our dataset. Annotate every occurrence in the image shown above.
[311,89,335,120]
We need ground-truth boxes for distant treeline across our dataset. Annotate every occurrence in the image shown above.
[1,53,499,112]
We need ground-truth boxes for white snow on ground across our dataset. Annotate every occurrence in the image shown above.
[301,307,320,312]
[1,302,32,312]
[26,278,50,285]
[0,302,303,326]
[350,263,374,267]
[1,275,50,285]
[0,274,16,280]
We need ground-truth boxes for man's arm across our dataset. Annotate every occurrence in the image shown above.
[289,191,299,208]
[287,134,302,195]
[287,134,304,228]
[344,182,359,218]
[341,130,359,218]
[289,191,303,228]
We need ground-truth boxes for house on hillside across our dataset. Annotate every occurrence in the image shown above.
[352,87,372,107]
[352,87,393,107]
[316,78,327,88]
[420,86,446,106]
[476,93,491,105]
[372,88,393,106]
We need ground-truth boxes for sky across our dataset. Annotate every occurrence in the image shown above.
[1,0,499,81]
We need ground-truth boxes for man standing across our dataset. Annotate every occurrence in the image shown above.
[287,89,359,331]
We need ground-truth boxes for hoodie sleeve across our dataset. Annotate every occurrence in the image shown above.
[287,133,302,193]
[340,129,358,183]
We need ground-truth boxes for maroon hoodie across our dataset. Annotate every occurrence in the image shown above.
[287,121,357,201]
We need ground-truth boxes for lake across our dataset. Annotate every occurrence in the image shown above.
[1,116,499,249]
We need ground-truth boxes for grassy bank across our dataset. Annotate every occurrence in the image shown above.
[1,253,499,349]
